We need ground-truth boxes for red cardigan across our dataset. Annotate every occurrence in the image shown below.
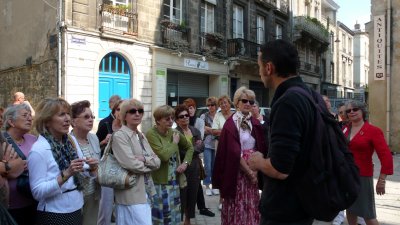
[343,121,393,177]
[212,116,268,199]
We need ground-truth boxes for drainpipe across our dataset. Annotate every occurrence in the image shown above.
[386,0,391,145]
[57,0,63,97]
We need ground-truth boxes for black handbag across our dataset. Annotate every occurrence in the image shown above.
[3,132,34,199]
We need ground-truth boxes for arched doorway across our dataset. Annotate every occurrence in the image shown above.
[98,53,131,118]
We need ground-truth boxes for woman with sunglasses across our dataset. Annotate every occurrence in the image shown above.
[213,86,267,225]
[175,104,204,225]
[343,100,393,225]
[70,100,100,225]
[111,99,160,225]
[28,98,97,225]
[146,105,193,225]
[2,104,37,225]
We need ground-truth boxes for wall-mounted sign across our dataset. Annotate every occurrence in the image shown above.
[374,15,385,80]
[155,68,167,106]
[184,58,209,70]
[71,35,86,45]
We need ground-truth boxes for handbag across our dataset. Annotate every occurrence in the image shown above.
[2,132,34,199]
[97,133,137,189]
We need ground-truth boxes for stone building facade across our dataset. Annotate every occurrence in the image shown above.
[368,0,400,152]
[353,23,369,102]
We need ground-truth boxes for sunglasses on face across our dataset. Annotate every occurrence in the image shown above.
[178,114,190,119]
[77,114,95,120]
[207,104,216,107]
[127,108,144,114]
[345,107,360,114]
[239,99,255,105]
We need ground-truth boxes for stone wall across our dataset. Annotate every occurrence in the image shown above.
[0,60,58,109]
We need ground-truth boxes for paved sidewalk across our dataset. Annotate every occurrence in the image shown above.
[193,153,400,225]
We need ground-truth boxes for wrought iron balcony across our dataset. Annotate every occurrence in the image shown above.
[100,4,138,36]
[227,38,260,61]
[299,61,320,76]
[161,22,191,51]
[293,16,329,44]
[255,0,276,9]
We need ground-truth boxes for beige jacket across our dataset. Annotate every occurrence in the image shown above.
[112,125,161,205]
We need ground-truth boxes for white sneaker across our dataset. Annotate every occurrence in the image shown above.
[212,189,220,195]
[205,189,212,196]
[218,203,222,210]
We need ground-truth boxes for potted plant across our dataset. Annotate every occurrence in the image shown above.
[205,32,224,46]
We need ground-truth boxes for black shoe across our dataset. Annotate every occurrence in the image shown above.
[199,208,215,217]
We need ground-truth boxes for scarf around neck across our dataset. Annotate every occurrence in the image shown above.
[42,132,83,190]
[233,111,252,132]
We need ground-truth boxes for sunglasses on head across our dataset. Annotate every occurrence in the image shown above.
[345,107,360,114]
[178,114,190,119]
[127,108,144,114]
[239,99,255,105]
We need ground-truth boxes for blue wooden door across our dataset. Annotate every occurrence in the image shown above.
[99,53,131,118]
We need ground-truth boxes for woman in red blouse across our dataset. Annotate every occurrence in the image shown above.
[343,100,393,225]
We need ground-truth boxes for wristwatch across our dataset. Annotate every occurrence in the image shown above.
[184,161,189,166]
[2,160,11,174]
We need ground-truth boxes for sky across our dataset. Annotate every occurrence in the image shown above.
[336,0,371,30]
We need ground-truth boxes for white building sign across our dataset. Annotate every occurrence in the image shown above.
[374,15,385,80]
[184,58,209,70]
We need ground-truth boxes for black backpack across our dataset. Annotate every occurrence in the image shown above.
[287,86,361,221]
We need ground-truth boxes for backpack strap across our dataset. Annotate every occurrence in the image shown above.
[2,131,26,160]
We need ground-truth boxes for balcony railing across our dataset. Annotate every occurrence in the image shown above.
[161,25,191,51]
[227,38,260,61]
[199,33,226,59]
[100,4,138,36]
[255,0,276,8]
[299,61,320,75]
[294,16,329,43]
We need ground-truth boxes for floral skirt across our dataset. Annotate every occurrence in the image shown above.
[221,149,260,225]
[151,183,181,225]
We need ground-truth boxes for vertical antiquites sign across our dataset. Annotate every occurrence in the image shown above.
[374,15,386,80]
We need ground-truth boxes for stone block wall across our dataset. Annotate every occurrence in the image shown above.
[0,61,58,109]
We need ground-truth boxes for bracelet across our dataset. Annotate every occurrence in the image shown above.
[61,171,68,182]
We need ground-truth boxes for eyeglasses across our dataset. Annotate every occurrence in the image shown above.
[239,99,255,105]
[345,108,360,114]
[207,104,216,107]
[77,114,95,120]
[116,108,121,111]
[177,114,190,119]
[127,108,144,114]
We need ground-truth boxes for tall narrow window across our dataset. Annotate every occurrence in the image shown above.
[256,15,265,44]
[201,1,215,33]
[233,4,244,39]
[163,0,182,25]
[275,24,282,39]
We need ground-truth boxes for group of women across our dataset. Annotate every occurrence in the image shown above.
[0,86,394,225]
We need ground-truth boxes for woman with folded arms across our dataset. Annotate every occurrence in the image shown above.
[28,98,97,225]
[112,98,160,225]
[2,104,37,225]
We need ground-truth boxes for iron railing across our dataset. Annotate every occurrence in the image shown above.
[227,38,260,60]
[161,26,191,50]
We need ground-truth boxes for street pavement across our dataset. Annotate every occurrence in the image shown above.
[192,153,400,225]
[112,153,400,225]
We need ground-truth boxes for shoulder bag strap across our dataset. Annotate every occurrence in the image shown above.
[2,132,26,160]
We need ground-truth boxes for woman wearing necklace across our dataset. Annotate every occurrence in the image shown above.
[70,100,101,225]
[212,86,267,225]
[146,105,194,225]
[111,99,160,225]
[175,104,204,225]
[2,104,37,225]
[28,98,97,225]
[343,100,393,225]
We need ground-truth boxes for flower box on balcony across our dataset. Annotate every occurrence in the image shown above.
[101,4,134,17]
[205,32,224,46]
[160,19,187,32]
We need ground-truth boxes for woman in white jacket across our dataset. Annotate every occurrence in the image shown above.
[28,98,97,225]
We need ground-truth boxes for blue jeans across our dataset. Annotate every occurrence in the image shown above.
[203,147,215,186]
